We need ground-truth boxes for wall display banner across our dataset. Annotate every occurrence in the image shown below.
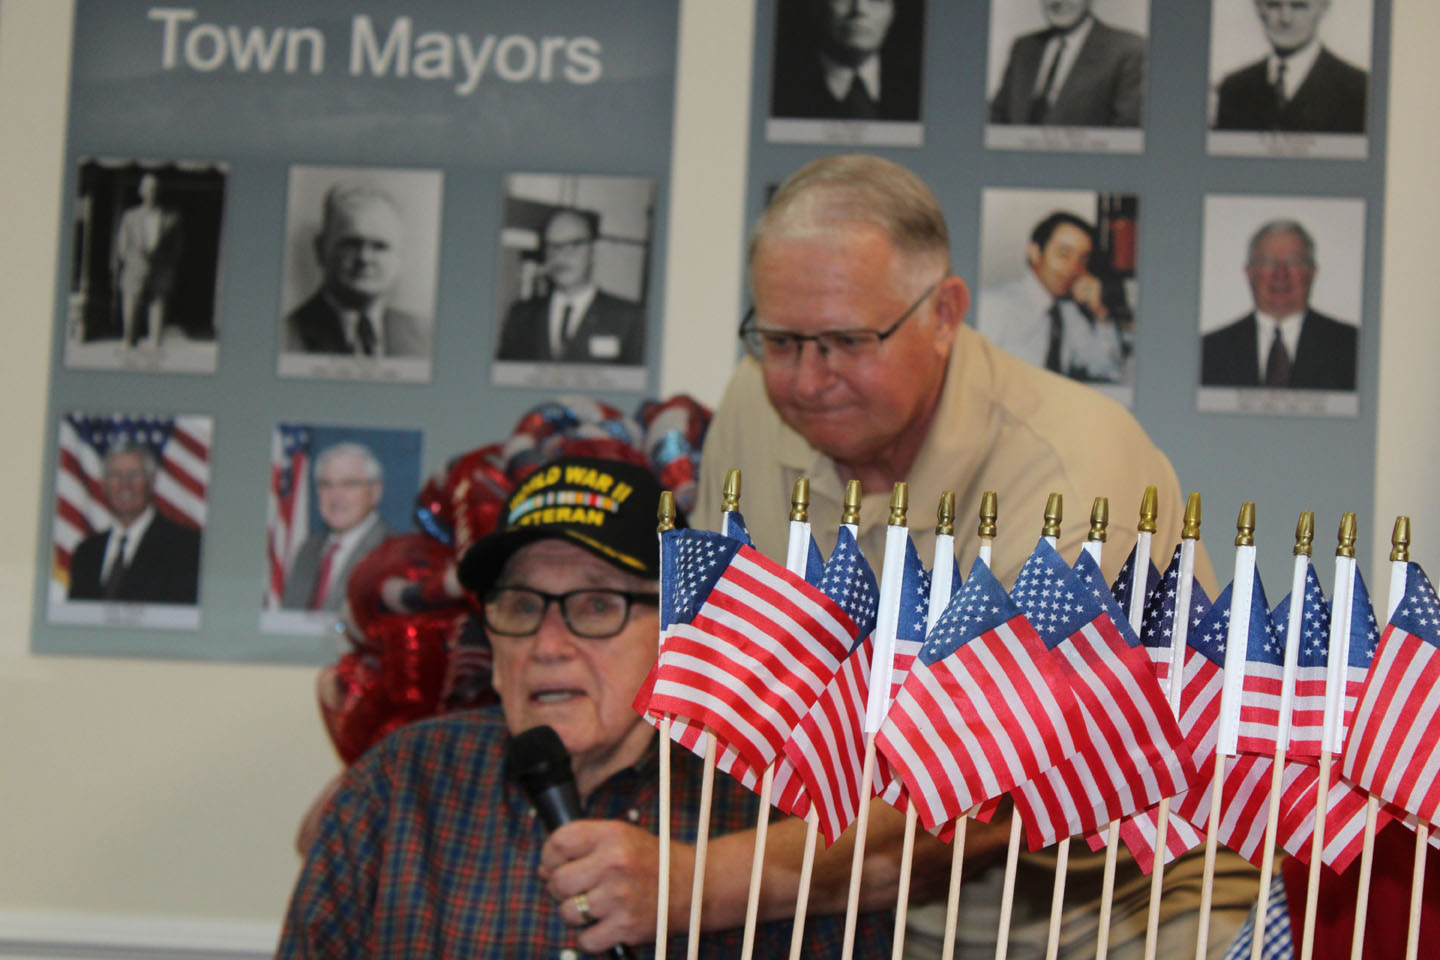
[33,0,679,662]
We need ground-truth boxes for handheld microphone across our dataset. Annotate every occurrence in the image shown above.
[507,725,637,960]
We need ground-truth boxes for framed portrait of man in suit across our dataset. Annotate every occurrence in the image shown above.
[985,0,1150,153]
[765,0,928,147]
[975,187,1141,408]
[1198,194,1365,418]
[62,160,227,375]
[491,172,655,393]
[46,411,212,632]
[261,424,423,636]
[277,165,443,384]
[1208,0,1375,159]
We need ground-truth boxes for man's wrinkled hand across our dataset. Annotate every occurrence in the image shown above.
[540,819,695,954]
[1071,273,1110,320]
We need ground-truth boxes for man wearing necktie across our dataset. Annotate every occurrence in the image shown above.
[989,0,1145,127]
[976,210,1127,383]
[1213,0,1367,133]
[495,208,645,365]
[768,0,923,123]
[284,181,430,359]
[67,440,202,605]
[280,443,393,613]
[1201,218,1358,390]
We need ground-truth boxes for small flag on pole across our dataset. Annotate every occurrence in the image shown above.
[1272,564,1331,762]
[1140,545,1214,692]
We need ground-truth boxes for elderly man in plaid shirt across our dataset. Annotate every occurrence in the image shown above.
[278,456,892,958]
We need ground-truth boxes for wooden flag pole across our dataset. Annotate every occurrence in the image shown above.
[684,472,744,960]
[1301,514,1360,960]
[1250,511,1315,960]
[1406,825,1427,960]
[1144,492,1203,960]
[842,483,911,960]
[1197,501,1258,960]
[999,494,1064,960]
[1098,486,1156,960]
[790,481,861,960]
[941,491,996,960]
[1351,516,1412,960]
[1043,500,1110,960]
[740,479,815,960]
[890,492,961,960]
[655,491,678,959]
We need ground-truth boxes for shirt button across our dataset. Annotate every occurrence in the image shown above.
[559,950,579,960]
[626,808,641,823]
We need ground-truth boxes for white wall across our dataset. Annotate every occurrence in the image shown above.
[0,0,1433,954]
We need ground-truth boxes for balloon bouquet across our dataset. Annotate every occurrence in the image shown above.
[314,395,710,766]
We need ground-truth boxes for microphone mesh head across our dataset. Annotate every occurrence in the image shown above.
[506,724,575,796]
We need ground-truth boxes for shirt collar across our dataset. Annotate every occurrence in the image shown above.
[1268,37,1322,97]
[820,51,882,104]
[1255,309,1305,361]
[329,511,379,552]
[115,504,156,541]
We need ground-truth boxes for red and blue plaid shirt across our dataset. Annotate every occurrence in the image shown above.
[279,708,891,958]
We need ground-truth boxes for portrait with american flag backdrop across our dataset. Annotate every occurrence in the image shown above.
[47,410,212,630]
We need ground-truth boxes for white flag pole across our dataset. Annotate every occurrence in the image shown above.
[1248,511,1315,960]
[655,491,679,959]
[1197,501,1259,960]
[786,482,859,960]
[996,493,1064,960]
[739,479,815,960]
[1351,517,1412,960]
[888,491,958,960]
[940,491,996,960]
[682,469,741,960]
[841,482,911,960]
[1300,513,1360,960]
[1143,491,1203,960]
[1097,486,1156,960]
[1042,499,1109,960]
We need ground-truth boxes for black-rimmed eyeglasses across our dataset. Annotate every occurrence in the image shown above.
[737,279,943,367]
[482,587,660,639]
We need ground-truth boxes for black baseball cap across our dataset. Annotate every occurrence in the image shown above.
[457,456,678,596]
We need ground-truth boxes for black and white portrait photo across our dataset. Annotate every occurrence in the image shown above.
[985,0,1149,153]
[766,0,927,147]
[63,161,225,374]
[976,188,1140,406]
[1198,194,1365,417]
[47,411,212,631]
[277,165,443,383]
[1208,0,1373,159]
[491,173,654,392]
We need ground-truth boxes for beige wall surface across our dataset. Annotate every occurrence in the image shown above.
[0,0,1433,953]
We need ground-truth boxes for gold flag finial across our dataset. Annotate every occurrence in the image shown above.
[1294,511,1315,557]
[888,482,909,527]
[720,468,741,513]
[978,491,998,540]
[1182,492,1202,540]
[841,479,862,525]
[1042,493,1063,539]
[936,491,956,537]
[657,491,676,533]
[1392,516,1412,562]
[1088,497,1109,542]
[1138,485,1158,534]
[1235,502,1256,547]
[1337,512,1358,558]
[790,477,810,523]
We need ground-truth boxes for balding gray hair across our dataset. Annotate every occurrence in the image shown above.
[103,438,157,481]
[749,154,951,278]
[1247,219,1316,268]
[321,181,402,237]
[315,442,383,485]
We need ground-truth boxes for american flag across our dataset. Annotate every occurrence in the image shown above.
[1341,563,1440,828]
[1111,543,1161,624]
[888,537,932,704]
[53,412,211,590]
[1277,760,1392,873]
[265,424,311,608]
[1330,567,1379,754]
[1230,571,1287,757]
[876,555,1082,832]
[637,528,857,774]
[1271,564,1331,761]
[1139,545,1214,692]
[1008,543,1194,849]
